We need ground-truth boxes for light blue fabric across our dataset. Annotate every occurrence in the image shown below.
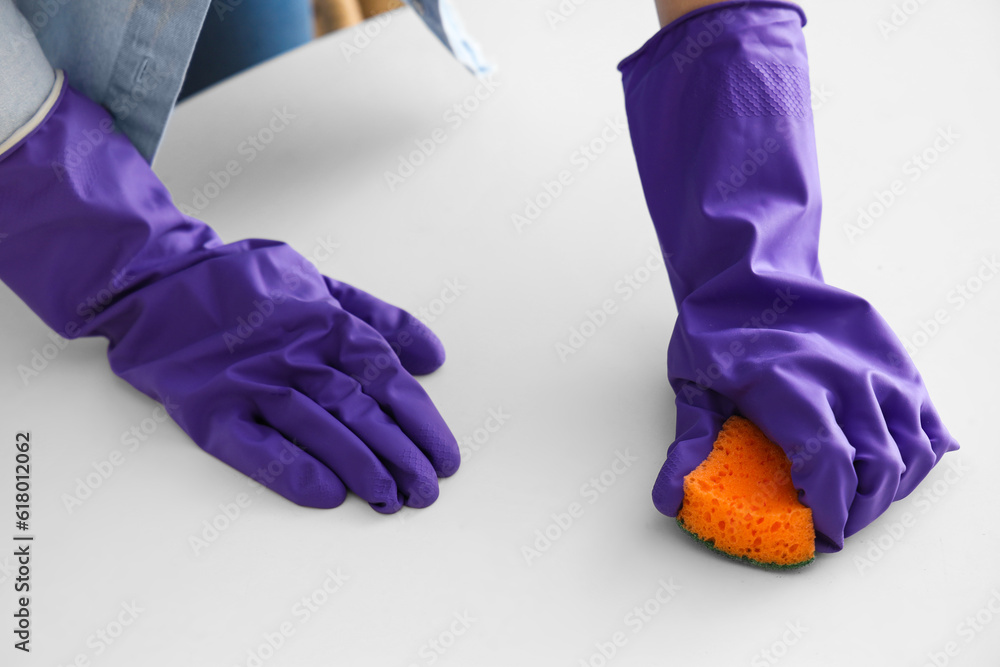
[12,0,211,162]
[405,0,491,75]
[0,0,55,142]
[1,0,489,163]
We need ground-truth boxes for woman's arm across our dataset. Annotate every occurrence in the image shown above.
[654,0,722,25]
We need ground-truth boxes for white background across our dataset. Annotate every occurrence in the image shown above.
[2,0,999,665]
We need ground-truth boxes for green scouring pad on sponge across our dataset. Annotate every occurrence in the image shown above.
[677,416,816,569]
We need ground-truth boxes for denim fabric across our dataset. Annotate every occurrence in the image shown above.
[11,0,211,162]
[0,0,56,143]
[179,0,315,101]
[0,0,488,163]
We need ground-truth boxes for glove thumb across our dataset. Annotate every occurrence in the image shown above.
[652,384,735,516]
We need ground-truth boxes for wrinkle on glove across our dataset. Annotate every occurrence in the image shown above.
[618,1,958,552]
[0,73,459,512]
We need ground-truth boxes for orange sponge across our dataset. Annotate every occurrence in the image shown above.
[677,416,815,568]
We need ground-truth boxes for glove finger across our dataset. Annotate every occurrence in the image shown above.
[918,398,961,459]
[836,382,905,539]
[652,384,735,517]
[257,386,404,513]
[295,363,442,509]
[741,376,857,553]
[322,312,461,478]
[203,408,349,509]
[875,382,939,500]
[324,276,446,376]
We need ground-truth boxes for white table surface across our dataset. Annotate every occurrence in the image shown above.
[3,0,999,664]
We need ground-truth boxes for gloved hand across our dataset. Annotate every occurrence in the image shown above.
[0,73,459,512]
[618,1,959,551]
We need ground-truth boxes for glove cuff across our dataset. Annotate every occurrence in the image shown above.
[618,0,806,76]
[0,75,223,342]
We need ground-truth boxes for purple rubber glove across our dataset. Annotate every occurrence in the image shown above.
[0,73,459,513]
[618,1,958,551]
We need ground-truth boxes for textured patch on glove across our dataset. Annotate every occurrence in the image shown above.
[712,60,809,119]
